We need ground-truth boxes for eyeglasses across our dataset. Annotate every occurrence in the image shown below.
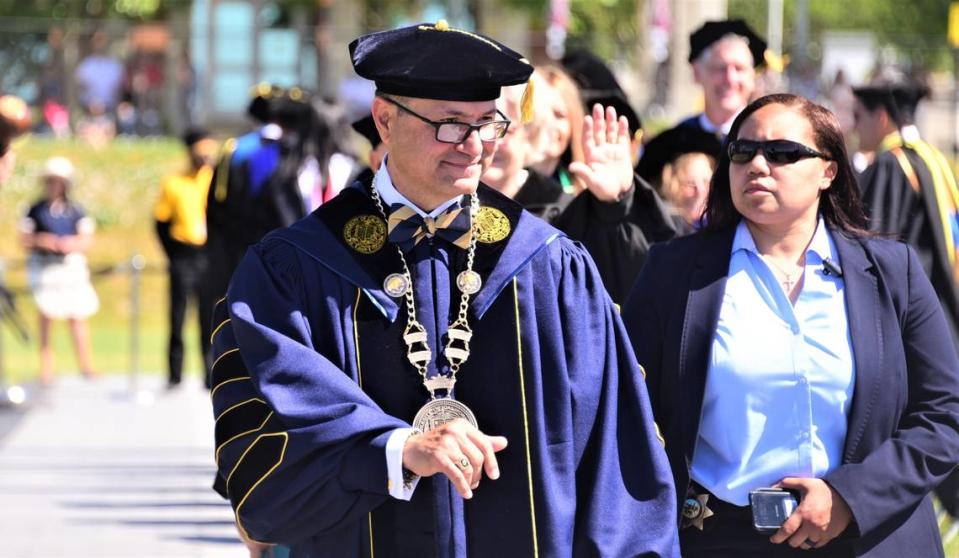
[727,139,830,165]
[381,96,510,144]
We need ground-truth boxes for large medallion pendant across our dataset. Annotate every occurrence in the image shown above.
[413,397,478,432]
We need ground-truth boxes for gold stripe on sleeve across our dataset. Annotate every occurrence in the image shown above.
[216,411,274,465]
[210,318,232,344]
[229,432,289,545]
[210,376,251,400]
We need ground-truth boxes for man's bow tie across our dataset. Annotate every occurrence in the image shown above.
[387,201,472,251]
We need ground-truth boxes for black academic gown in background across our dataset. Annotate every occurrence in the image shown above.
[554,175,677,304]
[858,143,959,518]
[210,180,679,557]
[512,168,575,224]
[205,134,306,304]
[858,147,959,346]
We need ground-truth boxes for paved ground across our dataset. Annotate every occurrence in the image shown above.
[0,375,245,558]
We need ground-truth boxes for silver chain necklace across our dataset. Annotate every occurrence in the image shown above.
[369,179,482,432]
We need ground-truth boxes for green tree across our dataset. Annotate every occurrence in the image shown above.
[499,0,640,61]
[729,0,952,71]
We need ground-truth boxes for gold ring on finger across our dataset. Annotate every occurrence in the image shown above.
[457,457,470,470]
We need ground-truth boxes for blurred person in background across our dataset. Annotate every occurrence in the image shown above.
[562,48,645,164]
[39,27,70,138]
[75,100,116,149]
[526,66,584,193]
[155,128,218,389]
[646,19,764,142]
[853,79,959,520]
[124,49,165,136]
[0,94,30,187]
[550,101,676,304]
[75,30,123,118]
[852,81,959,347]
[204,86,357,308]
[482,78,574,222]
[636,126,722,234]
[350,113,386,185]
[19,157,98,386]
[203,85,285,325]
[553,48,676,303]
[827,70,855,142]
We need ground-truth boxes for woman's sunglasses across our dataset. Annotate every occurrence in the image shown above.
[727,139,830,165]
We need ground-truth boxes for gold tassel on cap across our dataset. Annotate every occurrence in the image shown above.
[520,79,534,124]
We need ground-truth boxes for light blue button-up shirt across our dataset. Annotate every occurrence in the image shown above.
[690,218,856,506]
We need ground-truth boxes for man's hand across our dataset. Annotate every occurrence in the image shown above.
[402,419,507,499]
[236,522,274,558]
[568,103,634,202]
[769,477,853,550]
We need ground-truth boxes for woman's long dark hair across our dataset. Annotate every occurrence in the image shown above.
[702,93,869,235]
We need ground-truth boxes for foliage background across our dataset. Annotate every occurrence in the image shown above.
[729,0,954,71]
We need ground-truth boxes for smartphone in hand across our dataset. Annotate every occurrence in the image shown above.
[750,488,799,534]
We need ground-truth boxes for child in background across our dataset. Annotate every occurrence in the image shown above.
[20,157,99,385]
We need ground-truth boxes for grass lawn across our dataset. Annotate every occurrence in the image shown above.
[0,136,207,383]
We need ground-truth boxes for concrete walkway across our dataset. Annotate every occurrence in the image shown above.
[0,375,245,557]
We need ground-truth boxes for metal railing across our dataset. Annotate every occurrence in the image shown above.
[0,253,153,397]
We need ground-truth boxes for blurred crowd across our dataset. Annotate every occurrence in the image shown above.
[35,27,191,148]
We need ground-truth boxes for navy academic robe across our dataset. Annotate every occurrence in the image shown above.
[210,181,679,557]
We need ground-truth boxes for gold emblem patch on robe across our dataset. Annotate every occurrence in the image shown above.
[474,206,511,244]
[344,215,387,254]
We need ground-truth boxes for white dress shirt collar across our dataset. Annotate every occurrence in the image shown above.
[698,111,740,137]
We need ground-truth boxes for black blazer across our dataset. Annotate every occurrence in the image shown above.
[623,226,959,558]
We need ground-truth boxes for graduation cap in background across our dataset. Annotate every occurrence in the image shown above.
[350,20,534,121]
[852,81,930,127]
[688,19,767,68]
[351,114,382,149]
[270,86,314,128]
[561,48,642,137]
[247,82,285,123]
[636,125,723,184]
[245,83,314,125]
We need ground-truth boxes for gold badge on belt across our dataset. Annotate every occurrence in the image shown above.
[474,206,510,244]
[344,214,387,254]
[681,492,714,530]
